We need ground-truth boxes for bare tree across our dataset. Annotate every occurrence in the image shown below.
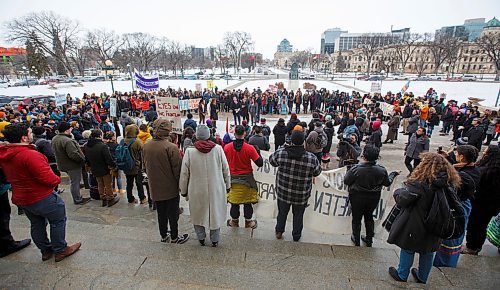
[335,51,346,74]
[122,32,160,72]
[428,33,450,74]
[86,28,123,63]
[378,49,397,75]
[223,31,253,73]
[358,34,388,75]
[443,37,463,76]
[68,38,97,76]
[289,50,310,68]
[393,33,421,73]
[5,11,79,76]
[214,45,229,74]
[476,31,500,81]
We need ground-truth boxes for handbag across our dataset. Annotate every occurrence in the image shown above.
[382,204,402,232]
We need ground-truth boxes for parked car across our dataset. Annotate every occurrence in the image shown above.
[0,80,9,89]
[356,75,369,80]
[446,76,463,82]
[427,74,445,80]
[462,75,477,81]
[414,76,432,81]
[367,75,385,81]
[391,74,409,80]
[94,76,106,82]
[13,79,39,86]
[66,76,84,83]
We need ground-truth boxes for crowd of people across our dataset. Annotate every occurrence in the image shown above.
[0,85,499,285]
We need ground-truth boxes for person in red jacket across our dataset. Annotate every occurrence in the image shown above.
[0,123,81,262]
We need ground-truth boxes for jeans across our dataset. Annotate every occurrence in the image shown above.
[275,199,306,241]
[96,174,113,200]
[194,225,220,243]
[419,118,427,128]
[295,104,300,114]
[233,113,241,125]
[397,249,436,283]
[427,125,434,137]
[20,193,67,254]
[349,194,379,242]
[230,203,253,220]
[0,192,15,248]
[405,156,421,173]
[66,168,87,203]
[113,170,123,190]
[126,174,145,202]
[156,196,180,240]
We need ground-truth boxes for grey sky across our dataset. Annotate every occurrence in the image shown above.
[1,0,499,58]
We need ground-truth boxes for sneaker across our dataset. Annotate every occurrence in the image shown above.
[140,197,148,205]
[128,198,138,204]
[461,246,479,255]
[57,189,65,194]
[171,234,189,244]
[199,239,205,246]
[54,242,81,262]
[212,241,218,247]
[160,234,171,243]
[107,196,120,207]
[388,266,406,282]
[351,235,360,246]
[275,232,283,240]
[411,268,425,284]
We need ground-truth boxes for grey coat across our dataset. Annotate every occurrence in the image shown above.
[386,115,400,141]
[52,133,85,172]
[405,134,430,160]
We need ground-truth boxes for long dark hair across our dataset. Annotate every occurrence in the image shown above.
[477,145,500,168]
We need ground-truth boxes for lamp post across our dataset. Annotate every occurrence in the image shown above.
[22,66,29,88]
[103,60,115,94]
[380,70,385,88]
[126,63,135,91]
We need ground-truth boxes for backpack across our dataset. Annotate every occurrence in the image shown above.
[115,138,136,172]
[423,187,465,239]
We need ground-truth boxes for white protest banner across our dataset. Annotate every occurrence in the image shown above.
[252,151,397,235]
[370,82,381,94]
[155,97,182,134]
[109,98,118,118]
[179,98,201,111]
[195,83,202,92]
[379,102,395,116]
[54,93,66,107]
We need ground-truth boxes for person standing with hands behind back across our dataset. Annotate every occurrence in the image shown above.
[344,145,399,247]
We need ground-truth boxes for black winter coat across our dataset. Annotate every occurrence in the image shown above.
[463,125,484,150]
[344,162,395,198]
[273,123,288,148]
[83,138,116,177]
[387,175,449,254]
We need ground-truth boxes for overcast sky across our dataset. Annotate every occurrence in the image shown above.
[1,0,499,58]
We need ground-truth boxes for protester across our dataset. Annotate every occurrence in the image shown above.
[123,124,147,204]
[183,113,197,130]
[52,122,91,205]
[368,120,383,148]
[337,134,361,168]
[0,123,81,262]
[103,131,124,194]
[142,119,189,244]
[180,125,230,247]
[272,118,288,150]
[344,145,399,247]
[269,130,321,241]
[305,121,327,162]
[384,112,400,144]
[404,127,429,174]
[388,153,461,284]
[137,124,152,144]
[224,125,263,229]
[83,129,120,207]
[248,125,270,151]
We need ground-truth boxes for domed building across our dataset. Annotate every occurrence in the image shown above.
[481,17,500,36]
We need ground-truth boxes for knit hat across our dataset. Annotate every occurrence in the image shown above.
[325,115,332,122]
[293,125,303,132]
[152,119,172,138]
[278,118,285,124]
[58,122,71,133]
[196,124,210,140]
[372,120,381,131]
[32,126,45,136]
[291,113,297,120]
[291,130,305,145]
[260,118,266,124]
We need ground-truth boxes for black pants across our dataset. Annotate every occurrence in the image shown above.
[82,165,90,189]
[126,174,145,202]
[349,194,380,242]
[0,192,15,249]
[230,203,253,220]
[156,196,180,240]
[405,156,421,173]
[50,164,61,191]
[466,201,499,251]
[275,199,306,241]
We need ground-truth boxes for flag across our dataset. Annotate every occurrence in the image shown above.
[400,80,410,95]
[225,116,229,132]
[249,55,255,61]
[134,69,159,91]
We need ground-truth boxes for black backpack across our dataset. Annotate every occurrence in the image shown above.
[423,186,465,239]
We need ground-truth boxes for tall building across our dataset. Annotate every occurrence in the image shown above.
[320,28,347,54]
[335,28,410,51]
[436,18,486,41]
[191,47,205,59]
[464,18,486,41]
[436,25,469,40]
[277,39,293,52]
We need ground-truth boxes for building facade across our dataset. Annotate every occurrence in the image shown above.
[320,28,346,54]
[335,28,410,51]
[277,39,293,53]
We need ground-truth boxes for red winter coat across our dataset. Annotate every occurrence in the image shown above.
[0,144,60,206]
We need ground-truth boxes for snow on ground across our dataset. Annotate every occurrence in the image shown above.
[230,79,352,92]
[0,79,240,98]
[338,79,500,107]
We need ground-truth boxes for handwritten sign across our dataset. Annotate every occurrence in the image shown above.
[110,98,118,118]
[179,98,201,111]
[155,97,182,134]
[54,93,66,107]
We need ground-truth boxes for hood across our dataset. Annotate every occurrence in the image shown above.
[285,145,306,160]
[233,139,244,152]
[120,112,129,119]
[0,144,35,161]
[194,140,216,153]
[124,124,138,138]
[86,138,102,147]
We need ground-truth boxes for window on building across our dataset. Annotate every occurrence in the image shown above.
[475,57,478,62]
[480,57,484,62]
[473,65,476,69]
[462,65,466,69]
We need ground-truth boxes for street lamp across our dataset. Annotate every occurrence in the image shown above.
[22,66,29,88]
[103,59,115,94]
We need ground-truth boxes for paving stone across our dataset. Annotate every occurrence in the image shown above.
[331,244,400,263]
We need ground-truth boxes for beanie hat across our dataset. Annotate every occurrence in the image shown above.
[58,122,71,133]
[291,113,297,120]
[293,125,303,132]
[260,118,266,124]
[372,120,381,131]
[196,124,210,140]
[32,126,45,136]
[325,115,332,122]
[291,130,305,145]
[206,119,213,127]
[152,119,172,138]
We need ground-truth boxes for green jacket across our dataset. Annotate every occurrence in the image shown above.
[52,133,85,172]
